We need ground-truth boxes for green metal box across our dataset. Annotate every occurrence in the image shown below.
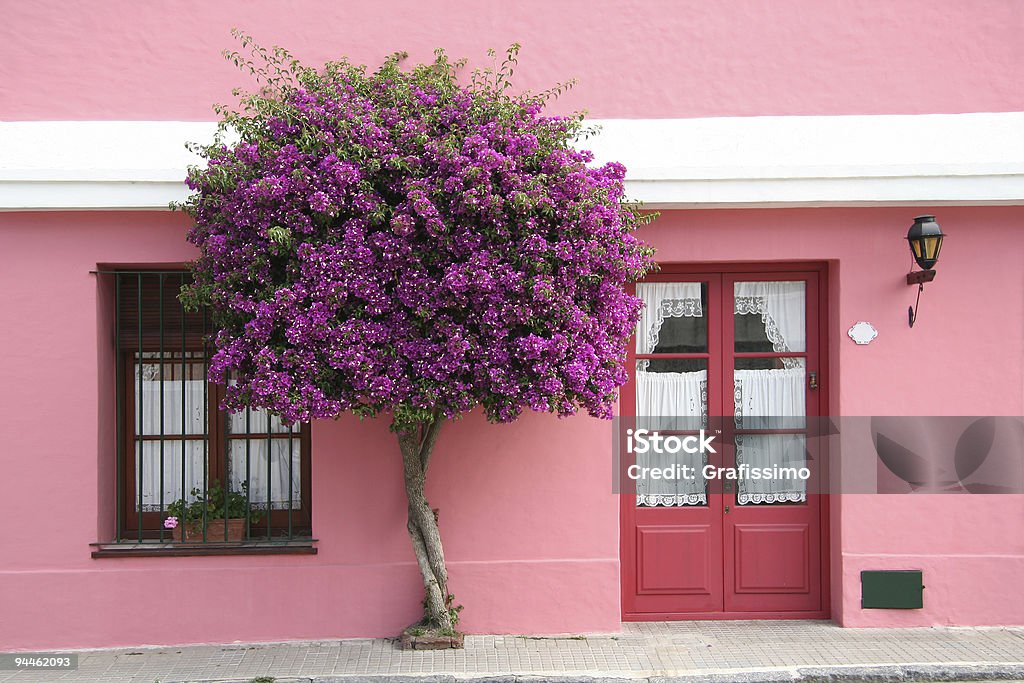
[861,570,924,609]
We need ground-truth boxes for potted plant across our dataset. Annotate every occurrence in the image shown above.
[164,481,262,542]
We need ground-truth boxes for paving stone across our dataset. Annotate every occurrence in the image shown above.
[2,622,1023,683]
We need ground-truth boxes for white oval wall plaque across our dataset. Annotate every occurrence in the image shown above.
[848,321,878,345]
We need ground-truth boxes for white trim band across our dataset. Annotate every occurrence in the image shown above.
[2,113,1023,210]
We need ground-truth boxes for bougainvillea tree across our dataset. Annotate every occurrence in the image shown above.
[178,34,655,635]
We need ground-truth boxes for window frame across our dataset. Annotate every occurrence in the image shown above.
[103,269,314,551]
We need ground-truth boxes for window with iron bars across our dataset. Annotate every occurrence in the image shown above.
[105,271,312,550]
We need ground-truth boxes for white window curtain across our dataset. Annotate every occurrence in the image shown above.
[135,364,206,511]
[734,281,805,361]
[733,433,807,504]
[636,282,703,358]
[228,409,302,509]
[635,282,707,506]
[136,366,302,512]
[733,367,806,430]
[635,370,708,506]
[733,280,807,505]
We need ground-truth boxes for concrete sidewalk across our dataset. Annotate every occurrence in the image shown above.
[3,621,1024,683]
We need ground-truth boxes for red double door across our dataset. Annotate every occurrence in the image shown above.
[621,266,828,619]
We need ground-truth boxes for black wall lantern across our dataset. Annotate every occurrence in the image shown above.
[906,215,945,327]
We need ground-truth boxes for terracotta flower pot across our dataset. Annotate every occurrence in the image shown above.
[171,518,246,542]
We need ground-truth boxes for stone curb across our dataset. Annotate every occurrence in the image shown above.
[202,663,1024,683]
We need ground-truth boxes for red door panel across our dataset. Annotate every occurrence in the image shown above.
[629,500,725,613]
[732,524,811,593]
[637,526,714,594]
[726,510,821,612]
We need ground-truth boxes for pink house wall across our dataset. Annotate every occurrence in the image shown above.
[2,0,1022,121]
[2,206,1023,650]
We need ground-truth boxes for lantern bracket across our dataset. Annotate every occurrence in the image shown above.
[908,284,923,328]
[907,268,936,327]
[906,269,936,286]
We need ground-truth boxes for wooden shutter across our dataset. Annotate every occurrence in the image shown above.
[116,272,207,351]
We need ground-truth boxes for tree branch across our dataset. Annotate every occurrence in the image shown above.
[417,407,444,473]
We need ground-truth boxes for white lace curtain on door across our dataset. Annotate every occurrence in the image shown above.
[635,282,707,506]
[733,281,807,505]
[733,281,805,365]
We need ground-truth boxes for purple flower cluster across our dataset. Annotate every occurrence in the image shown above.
[183,53,655,426]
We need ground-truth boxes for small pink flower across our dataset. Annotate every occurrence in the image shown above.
[164,517,178,529]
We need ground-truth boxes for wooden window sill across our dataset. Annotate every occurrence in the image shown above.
[90,539,318,558]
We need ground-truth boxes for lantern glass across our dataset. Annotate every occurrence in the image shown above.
[921,236,942,260]
[907,215,945,271]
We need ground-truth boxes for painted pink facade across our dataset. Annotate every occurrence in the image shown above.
[2,0,1023,651]
[2,0,1023,120]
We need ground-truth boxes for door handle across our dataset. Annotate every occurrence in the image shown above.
[809,371,818,390]
[725,505,731,514]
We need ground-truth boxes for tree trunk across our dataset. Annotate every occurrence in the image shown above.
[396,410,455,632]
